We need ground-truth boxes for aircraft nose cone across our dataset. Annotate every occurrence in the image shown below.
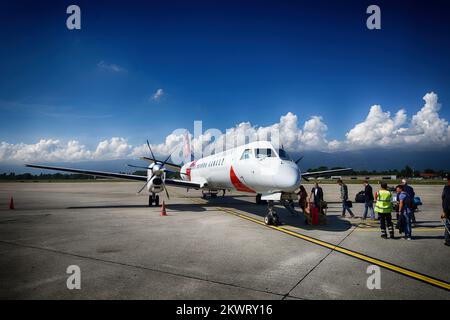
[275,164,301,191]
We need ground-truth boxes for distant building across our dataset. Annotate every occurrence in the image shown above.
[419,172,441,179]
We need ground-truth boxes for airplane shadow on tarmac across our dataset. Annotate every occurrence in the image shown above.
[195,195,353,232]
[67,204,208,212]
[67,195,353,231]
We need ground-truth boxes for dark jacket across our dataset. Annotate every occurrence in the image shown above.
[364,184,374,202]
[311,187,324,206]
[442,185,450,215]
[404,184,415,199]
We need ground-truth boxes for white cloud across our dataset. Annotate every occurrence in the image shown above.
[151,88,164,101]
[0,139,92,162]
[93,137,132,159]
[97,61,127,73]
[1,91,449,163]
[342,92,450,149]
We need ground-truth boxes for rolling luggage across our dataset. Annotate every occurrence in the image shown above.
[311,205,319,225]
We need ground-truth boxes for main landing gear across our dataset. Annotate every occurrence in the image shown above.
[201,190,218,199]
[148,193,160,207]
[264,200,281,226]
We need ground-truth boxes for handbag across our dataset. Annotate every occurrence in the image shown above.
[345,200,353,208]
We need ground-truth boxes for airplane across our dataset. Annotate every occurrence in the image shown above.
[26,140,352,226]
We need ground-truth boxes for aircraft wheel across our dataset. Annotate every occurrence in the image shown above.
[273,214,281,226]
[264,215,273,225]
[155,195,160,206]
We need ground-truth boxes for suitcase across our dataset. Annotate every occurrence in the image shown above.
[311,205,319,225]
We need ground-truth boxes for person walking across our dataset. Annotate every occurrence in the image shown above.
[338,179,355,218]
[402,179,416,225]
[441,175,450,246]
[375,182,395,239]
[362,180,375,220]
[309,181,323,208]
[297,185,308,214]
[396,185,413,240]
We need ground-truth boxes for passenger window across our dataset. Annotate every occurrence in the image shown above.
[240,149,252,160]
[256,148,274,158]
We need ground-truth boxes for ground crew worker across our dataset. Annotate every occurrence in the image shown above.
[375,182,395,239]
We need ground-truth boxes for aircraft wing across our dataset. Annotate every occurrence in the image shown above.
[140,157,181,172]
[25,164,147,181]
[164,178,201,189]
[301,168,353,179]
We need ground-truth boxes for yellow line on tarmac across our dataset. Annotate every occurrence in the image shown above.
[355,227,444,232]
[183,197,450,292]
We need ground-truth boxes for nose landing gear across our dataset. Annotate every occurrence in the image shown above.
[264,200,281,226]
[148,193,160,207]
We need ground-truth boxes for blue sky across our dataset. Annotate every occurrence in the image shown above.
[1,0,450,159]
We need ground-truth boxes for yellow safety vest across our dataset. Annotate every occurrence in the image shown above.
[375,189,392,213]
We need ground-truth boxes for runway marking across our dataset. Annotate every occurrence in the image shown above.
[184,196,450,292]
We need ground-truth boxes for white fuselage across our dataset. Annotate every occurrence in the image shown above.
[179,141,301,194]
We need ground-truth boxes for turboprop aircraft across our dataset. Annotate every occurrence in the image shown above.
[26,140,351,225]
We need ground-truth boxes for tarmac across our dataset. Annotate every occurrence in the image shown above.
[0,181,449,299]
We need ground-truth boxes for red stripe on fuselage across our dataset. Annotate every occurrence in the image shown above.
[185,161,196,181]
[230,166,255,193]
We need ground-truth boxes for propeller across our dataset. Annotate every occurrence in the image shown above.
[136,140,176,198]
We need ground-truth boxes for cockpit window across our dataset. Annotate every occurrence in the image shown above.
[278,149,291,161]
[255,148,274,158]
[240,149,252,160]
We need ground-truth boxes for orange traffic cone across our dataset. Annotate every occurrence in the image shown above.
[9,197,14,210]
[160,201,167,216]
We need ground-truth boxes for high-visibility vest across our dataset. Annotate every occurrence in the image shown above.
[375,189,392,213]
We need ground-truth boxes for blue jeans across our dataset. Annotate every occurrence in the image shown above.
[342,200,354,216]
[402,209,413,238]
[444,217,450,244]
[363,201,374,219]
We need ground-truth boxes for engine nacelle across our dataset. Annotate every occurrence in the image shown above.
[147,176,164,193]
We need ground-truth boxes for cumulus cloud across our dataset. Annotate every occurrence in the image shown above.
[1,91,449,163]
[97,61,127,73]
[342,92,450,149]
[0,139,92,162]
[151,88,164,101]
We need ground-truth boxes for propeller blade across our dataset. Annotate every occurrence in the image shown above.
[137,173,154,193]
[160,152,173,167]
[161,180,170,199]
[127,164,151,170]
[146,140,156,161]
[164,184,170,199]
